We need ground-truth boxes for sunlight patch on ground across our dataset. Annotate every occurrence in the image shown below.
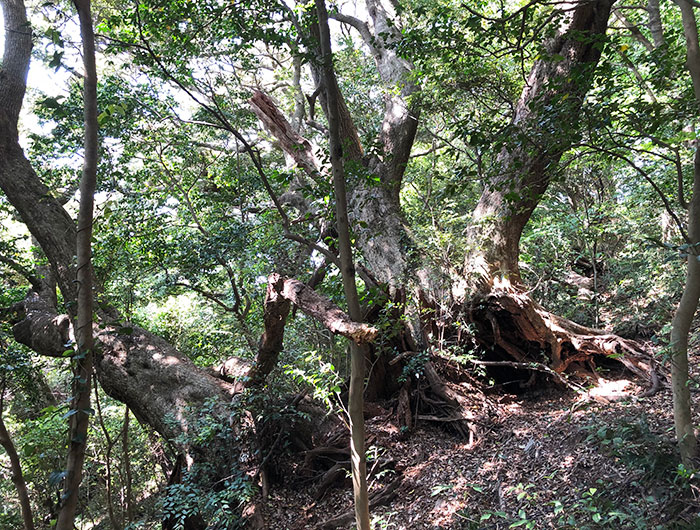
[584,378,632,402]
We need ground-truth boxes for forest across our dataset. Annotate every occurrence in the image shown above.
[2,0,700,527]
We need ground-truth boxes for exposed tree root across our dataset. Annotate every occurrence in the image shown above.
[469,288,659,387]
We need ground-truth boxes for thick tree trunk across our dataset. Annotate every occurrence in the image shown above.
[246,273,378,386]
[463,0,616,293]
[452,0,658,382]
[0,0,243,502]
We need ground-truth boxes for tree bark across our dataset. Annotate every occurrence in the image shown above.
[246,273,378,387]
[0,377,35,530]
[55,0,98,526]
[316,1,371,527]
[462,0,616,294]
[647,0,665,49]
[670,0,700,465]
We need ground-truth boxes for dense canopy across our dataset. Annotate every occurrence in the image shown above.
[2,0,700,527]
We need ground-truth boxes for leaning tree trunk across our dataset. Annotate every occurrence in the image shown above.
[0,0,243,494]
[464,0,617,292]
[453,0,656,380]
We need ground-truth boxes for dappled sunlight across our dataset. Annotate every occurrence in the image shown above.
[584,378,632,402]
[492,274,513,291]
[150,351,182,366]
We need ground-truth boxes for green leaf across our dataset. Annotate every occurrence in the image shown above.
[48,51,64,71]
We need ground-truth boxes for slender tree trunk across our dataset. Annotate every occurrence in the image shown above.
[316,1,370,527]
[122,407,133,524]
[56,0,98,526]
[647,0,665,48]
[669,149,700,466]
[0,377,35,530]
[670,0,700,465]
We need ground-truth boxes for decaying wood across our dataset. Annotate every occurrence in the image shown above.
[247,273,379,386]
[423,362,478,440]
[277,275,378,343]
[250,91,320,176]
[314,462,349,500]
[246,274,292,387]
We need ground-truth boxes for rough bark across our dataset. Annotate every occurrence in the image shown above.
[253,0,419,290]
[445,0,661,384]
[0,0,78,306]
[9,300,237,453]
[647,0,665,49]
[463,0,616,293]
[316,1,370,527]
[250,91,320,177]
[247,273,379,386]
[0,0,244,470]
[247,274,292,388]
[332,0,420,196]
[469,288,652,378]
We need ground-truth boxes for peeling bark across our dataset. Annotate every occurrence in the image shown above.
[470,288,652,379]
[253,0,419,290]
[250,91,319,176]
[247,273,379,387]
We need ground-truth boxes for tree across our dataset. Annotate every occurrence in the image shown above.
[0,0,668,525]
[316,0,370,525]
[669,0,700,466]
[53,0,99,527]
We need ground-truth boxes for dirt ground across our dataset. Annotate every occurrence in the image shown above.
[261,356,700,529]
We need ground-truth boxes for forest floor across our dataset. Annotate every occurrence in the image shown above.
[261,353,700,529]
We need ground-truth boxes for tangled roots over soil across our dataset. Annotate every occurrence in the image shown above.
[469,289,657,387]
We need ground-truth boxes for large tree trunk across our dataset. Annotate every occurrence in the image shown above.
[0,0,243,505]
[463,0,616,292]
[252,1,423,401]
[253,0,654,395]
[450,0,656,381]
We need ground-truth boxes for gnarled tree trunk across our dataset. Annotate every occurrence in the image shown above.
[0,4,244,520]
[453,0,656,381]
